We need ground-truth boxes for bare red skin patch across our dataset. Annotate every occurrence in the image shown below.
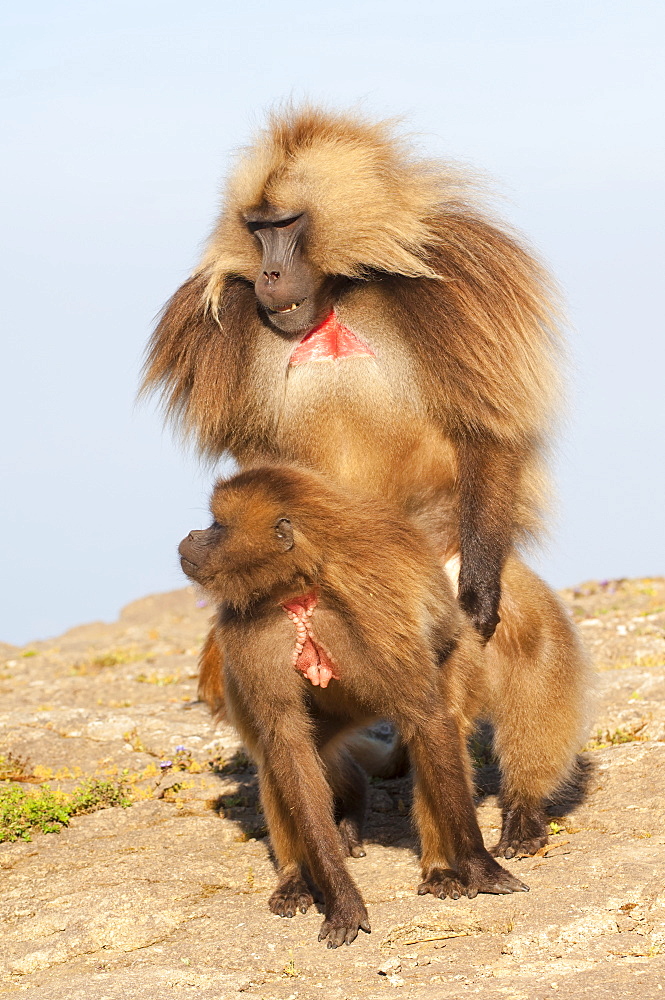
[289,311,375,366]
[282,592,340,688]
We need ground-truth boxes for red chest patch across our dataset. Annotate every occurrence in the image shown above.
[282,592,340,688]
[289,311,375,367]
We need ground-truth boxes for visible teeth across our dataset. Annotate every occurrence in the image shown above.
[275,302,300,313]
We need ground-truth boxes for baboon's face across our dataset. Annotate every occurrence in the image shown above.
[244,208,334,334]
[177,482,297,604]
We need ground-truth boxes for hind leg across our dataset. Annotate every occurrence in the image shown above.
[486,559,590,858]
[320,744,368,859]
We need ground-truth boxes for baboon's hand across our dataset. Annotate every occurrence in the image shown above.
[457,580,501,643]
[318,898,371,948]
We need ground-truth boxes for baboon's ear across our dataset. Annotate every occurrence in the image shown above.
[274,518,294,552]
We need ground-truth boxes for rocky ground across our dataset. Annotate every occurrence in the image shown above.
[1,578,664,999]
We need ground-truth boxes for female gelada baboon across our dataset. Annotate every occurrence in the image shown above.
[143,106,589,859]
[179,464,531,947]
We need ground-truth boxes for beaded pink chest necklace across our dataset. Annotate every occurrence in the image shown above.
[281,592,340,688]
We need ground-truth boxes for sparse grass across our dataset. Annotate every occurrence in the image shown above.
[234,824,268,842]
[160,782,186,803]
[122,728,163,758]
[71,648,146,676]
[210,750,255,775]
[0,752,35,783]
[135,672,181,686]
[0,779,131,842]
[584,722,648,751]
[220,794,248,808]
[468,734,497,769]
[608,654,665,671]
[91,649,142,667]
[282,952,300,978]
[21,650,38,658]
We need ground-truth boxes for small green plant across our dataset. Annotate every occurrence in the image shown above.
[468,734,497,769]
[220,794,248,809]
[584,722,648,751]
[0,779,132,843]
[21,650,38,658]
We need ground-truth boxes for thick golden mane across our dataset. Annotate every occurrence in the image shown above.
[141,105,561,475]
[200,106,478,310]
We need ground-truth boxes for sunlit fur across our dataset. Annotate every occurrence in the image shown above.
[142,105,561,482]
[142,108,589,859]
[190,464,534,937]
[201,107,451,296]
[184,465,589,939]
[205,464,461,663]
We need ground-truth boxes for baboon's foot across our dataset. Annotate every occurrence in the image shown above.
[318,894,371,948]
[338,817,366,858]
[492,804,548,859]
[269,875,314,918]
[418,855,528,900]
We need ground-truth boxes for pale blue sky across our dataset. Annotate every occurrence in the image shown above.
[1,1,663,645]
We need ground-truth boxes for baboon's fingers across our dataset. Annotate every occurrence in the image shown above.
[419,860,529,899]
[318,910,371,948]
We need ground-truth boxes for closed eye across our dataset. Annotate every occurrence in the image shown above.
[272,215,302,229]
[246,214,303,234]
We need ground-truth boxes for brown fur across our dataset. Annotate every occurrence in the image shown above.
[197,627,226,720]
[142,107,559,476]
[142,107,589,855]
[141,108,559,616]
[180,465,533,947]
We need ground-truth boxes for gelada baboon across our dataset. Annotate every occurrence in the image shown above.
[179,464,532,947]
[143,106,589,856]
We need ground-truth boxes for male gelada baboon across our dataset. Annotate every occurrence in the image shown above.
[179,464,534,947]
[143,106,589,858]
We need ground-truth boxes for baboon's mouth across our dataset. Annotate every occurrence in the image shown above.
[270,300,305,314]
[179,555,200,577]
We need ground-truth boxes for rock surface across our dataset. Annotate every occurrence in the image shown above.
[1,578,665,998]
